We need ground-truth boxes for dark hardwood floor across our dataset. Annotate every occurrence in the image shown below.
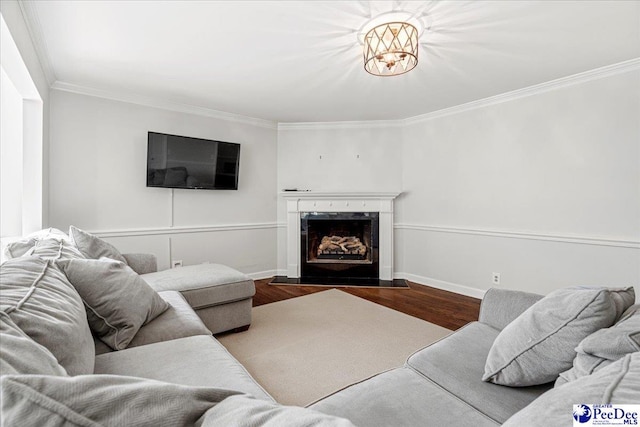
[253,278,481,330]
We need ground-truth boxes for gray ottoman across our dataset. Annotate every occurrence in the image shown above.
[141,263,255,334]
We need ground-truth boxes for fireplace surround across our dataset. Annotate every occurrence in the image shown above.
[279,192,403,287]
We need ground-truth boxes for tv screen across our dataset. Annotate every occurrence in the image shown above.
[147,132,240,190]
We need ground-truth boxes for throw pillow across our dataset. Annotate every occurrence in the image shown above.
[56,258,169,350]
[0,257,95,375]
[483,286,635,386]
[0,312,68,376]
[68,225,128,264]
[0,374,242,427]
[556,304,640,386]
[30,238,85,261]
[3,228,71,259]
[503,352,640,426]
[3,238,37,259]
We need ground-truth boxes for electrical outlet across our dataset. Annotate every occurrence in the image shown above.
[172,260,183,268]
[492,272,501,285]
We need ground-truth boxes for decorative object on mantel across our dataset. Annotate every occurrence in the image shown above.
[358,10,428,76]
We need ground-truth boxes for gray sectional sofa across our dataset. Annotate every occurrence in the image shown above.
[310,286,640,426]
[2,227,638,426]
[0,228,354,426]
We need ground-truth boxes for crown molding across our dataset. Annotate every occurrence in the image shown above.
[403,58,640,126]
[50,81,278,130]
[278,119,404,131]
[19,0,637,131]
[278,58,639,130]
[17,0,56,85]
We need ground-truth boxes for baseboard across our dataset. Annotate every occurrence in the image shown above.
[268,269,487,299]
[396,272,487,299]
[247,270,279,280]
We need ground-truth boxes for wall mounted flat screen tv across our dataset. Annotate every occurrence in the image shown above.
[147,132,240,190]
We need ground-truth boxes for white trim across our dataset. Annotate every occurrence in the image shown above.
[89,221,639,248]
[395,223,640,249]
[281,191,401,200]
[282,192,398,280]
[17,0,56,85]
[278,120,404,131]
[91,222,279,239]
[246,270,279,280]
[50,81,278,130]
[15,1,639,129]
[396,272,487,299]
[403,58,640,126]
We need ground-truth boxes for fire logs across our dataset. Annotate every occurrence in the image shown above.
[318,235,366,256]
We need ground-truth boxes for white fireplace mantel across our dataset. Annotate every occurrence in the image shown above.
[281,191,401,281]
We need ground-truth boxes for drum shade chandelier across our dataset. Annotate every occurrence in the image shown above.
[359,11,425,77]
[363,21,418,76]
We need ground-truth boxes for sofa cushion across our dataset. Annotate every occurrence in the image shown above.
[503,352,640,427]
[95,291,212,354]
[94,335,273,402]
[556,304,640,386]
[310,367,499,427]
[407,322,550,424]
[201,394,355,427]
[0,374,243,427]
[0,257,94,375]
[69,225,127,264]
[56,258,169,350]
[3,228,71,259]
[122,253,158,274]
[142,263,255,309]
[483,286,635,387]
[129,290,211,345]
[0,312,67,376]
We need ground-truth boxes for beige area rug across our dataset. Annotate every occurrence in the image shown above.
[217,289,451,406]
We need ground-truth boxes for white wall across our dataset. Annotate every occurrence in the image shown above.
[44,55,640,297]
[49,90,278,275]
[400,69,640,297]
[276,124,404,273]
[0,69,23,237]
[0,2,48,234]
[275,68,640,298]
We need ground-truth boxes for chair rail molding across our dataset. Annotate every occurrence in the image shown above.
[90,222,279,238]
[395,223,640,249]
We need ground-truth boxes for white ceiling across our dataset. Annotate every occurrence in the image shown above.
[25,0,640,123]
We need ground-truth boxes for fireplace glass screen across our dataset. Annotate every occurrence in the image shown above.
[307,218,372,264]
[300,212,379,280]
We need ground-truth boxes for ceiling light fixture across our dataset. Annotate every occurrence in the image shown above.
[358,11,425,77]
[363,21,418,76]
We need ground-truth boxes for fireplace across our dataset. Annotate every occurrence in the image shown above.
[278,191,406,287]
[301,212,379,280]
